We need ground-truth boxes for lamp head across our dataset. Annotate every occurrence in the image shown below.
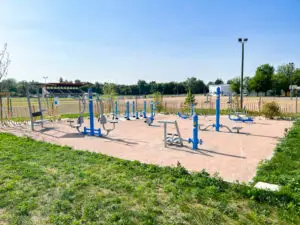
[238,38,242,42]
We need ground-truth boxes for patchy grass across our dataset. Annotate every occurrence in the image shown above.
[254,119,300,205]
[0,133,299,224]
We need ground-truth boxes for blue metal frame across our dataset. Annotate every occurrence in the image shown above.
[125,101,130,120]
[114,101,119,119]
[188,114,202,150]
[215,87,221,131]
[143,100,147,118]
[83,88,102,137]
[132,101,135,117]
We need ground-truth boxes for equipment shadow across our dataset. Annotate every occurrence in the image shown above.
[101,136,138,146]
[165,145,246,159]
[201,128,281,140]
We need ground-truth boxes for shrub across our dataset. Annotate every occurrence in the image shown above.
[184,89,196,113]
[153,91,163,112]
[262,101,281,119]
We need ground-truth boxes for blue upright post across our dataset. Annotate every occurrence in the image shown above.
[191,104,194,116]
[150,101,154,119]
[82,89,101,136]
[188,114,202,150]
[143,100,147,118]
[125,101,130,120]
[132,101,135,117]
[215,87,221,132]
[114,101,118,119]
[88,89,95,136]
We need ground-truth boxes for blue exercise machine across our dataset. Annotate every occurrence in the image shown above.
[158,114,202,150]
[177,104,195,119]
[200,87,232,132]
[82,88,102,136]
[113,101,119,120]
[144,101,155,125]
[143,100,147,118]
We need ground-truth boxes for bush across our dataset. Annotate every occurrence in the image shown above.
[262,101,281,119]
[153,91,163,112]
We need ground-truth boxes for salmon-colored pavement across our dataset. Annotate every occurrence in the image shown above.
[2,115,292,182]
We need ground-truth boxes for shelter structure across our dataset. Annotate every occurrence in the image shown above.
[42,83,86,98]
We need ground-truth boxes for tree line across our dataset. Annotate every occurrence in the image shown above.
[0,63,299,97]
[228,63,300,96]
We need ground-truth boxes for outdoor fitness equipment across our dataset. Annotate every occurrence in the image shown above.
[177,104,195,119]
[158,114,202,150]
[124,101,131,120]
[113,101,119,120]
[228,105,253,123]
[144,101,155,125]
[97,96,118,136]
[26,85,52,131]
[131,101,140,119]
[200,87,232,132]
[82,88,102,136]
[67,95,86,132]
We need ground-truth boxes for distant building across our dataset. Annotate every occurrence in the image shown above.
[208,84,231,96]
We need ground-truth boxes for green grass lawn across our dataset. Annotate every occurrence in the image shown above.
[254,119,300,203]
[0,126,299,224]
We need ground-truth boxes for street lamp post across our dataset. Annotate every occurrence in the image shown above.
[289,62,294,99]
[238,38,248,109]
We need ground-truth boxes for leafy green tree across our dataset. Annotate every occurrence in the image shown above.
[103,83,117,97]
[184,77,207,94]
[276,63,295,95]
[184,89,196,109]
[272,73,288,96]
[137,80,149,95]
[0,78,17,93]
[243,76,253,94]
[229,77,240,94]
[291,69,300,86]
[16,80,28,96]
[252,64,274,96]
[214,78,224,85]
[153,91,163,112]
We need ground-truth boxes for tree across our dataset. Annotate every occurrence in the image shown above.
[16,80,28,96]
[137,80,149,95]
[103,83,117,97]
[184,89,196,107]
[0,78,17,93]
[74,79,81,84]
[276,63,295,95]
[184,77,207,94]
[214,78,224,85]
[0,43,10,84]
[59,77,64,83]
[229,77,240,94]
[153,91,163,112]
[292,69,300,86]
[251,64,274,96]
[243,76,253,94]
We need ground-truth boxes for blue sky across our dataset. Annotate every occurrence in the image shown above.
[0,0,299,84]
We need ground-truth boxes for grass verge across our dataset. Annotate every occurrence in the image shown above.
[0,132,299,224]
[254,119,300,206]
